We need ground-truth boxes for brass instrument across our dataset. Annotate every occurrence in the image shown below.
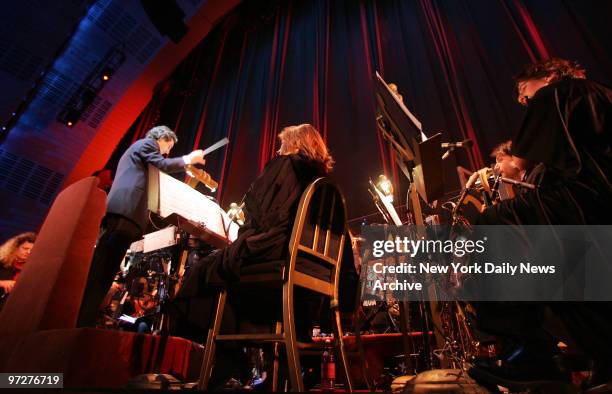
[452,167,513,225]
[226,202,245,226]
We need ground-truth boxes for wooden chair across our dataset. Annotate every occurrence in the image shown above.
[197,177,354,392]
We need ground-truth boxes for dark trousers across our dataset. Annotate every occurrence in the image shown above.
[77,214,141,327]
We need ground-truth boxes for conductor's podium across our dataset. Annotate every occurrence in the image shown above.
[0,177,203,388]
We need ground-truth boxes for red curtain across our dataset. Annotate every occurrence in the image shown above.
[107,0,612,225]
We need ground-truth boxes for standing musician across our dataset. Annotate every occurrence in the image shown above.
[470,58,612,389]
[77,126,206,327]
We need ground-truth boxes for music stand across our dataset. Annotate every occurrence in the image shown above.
[374,71,444,204]
[373,71,447,368]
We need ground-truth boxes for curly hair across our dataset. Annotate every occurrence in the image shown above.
[0,232,36,268]
[145,125,178,143]
[515,58,586,95]
[277,124,334,173]
[490,140,512,158]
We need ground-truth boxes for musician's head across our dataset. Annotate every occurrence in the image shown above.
[515,58,586,106]
[146,126,178,155]
[491,140,521,180]
[277,124,334,173]
[0,232,36,268]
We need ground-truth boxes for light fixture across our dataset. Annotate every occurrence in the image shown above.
[56,48,125,128]
[376,174,394,202]
[101,66,114,81]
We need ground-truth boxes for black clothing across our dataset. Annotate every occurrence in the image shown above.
[0,264,16,280]
[172,153,357,334]
[77,214,141,327]
[168,154,325,386]
[0,263,16,311]
[169,154,357,388]
[177,154,325,296]
[106,138,185,232]
[475,79,612,377]
[513,79,612,182]
[77,137,186,327]
[479,79,612,225]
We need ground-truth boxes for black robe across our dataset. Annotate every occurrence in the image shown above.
[474,78,612,365]
[177,153,325,298]
[171,154,358,344]
[478,78,612,225]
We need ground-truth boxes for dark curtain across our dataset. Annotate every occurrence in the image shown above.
[107,0,612,226]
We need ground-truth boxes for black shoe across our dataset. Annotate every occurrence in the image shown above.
[468,359,575,394]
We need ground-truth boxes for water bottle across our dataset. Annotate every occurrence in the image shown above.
[321,338,335,391]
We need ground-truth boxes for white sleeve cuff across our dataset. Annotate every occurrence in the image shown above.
[182,155,190,165]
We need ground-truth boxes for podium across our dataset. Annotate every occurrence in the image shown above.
[0,177,203,388]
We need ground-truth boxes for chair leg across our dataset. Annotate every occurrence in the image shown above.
[283,284,303,392]
[398,301,414,371]
[334,309,353,393]
[354,308,372,390]
[270,321,282,392]
[197,290,227,390]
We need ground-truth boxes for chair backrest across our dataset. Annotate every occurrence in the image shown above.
[285,178,348,306]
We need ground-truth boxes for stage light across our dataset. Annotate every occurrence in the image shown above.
[60,108,82,127]
[101,67,114,81]
[376,174,394,203]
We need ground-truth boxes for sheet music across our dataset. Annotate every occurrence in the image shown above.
[150,166,239,242]
[143,226,178,253]
[376,71,428,141]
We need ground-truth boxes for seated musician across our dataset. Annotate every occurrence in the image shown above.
[174,123,333,308]
[0,232,36,309]
[77,125,206,327]
[470,58,612,389]
[490,140,522,181]
[171,124,356,388]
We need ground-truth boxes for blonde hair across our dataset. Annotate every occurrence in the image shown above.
[0,232,36,268]
[277,124,334,173]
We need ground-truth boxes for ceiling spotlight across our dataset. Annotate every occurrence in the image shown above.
[67,121,73,127]
[101,66,114,82]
